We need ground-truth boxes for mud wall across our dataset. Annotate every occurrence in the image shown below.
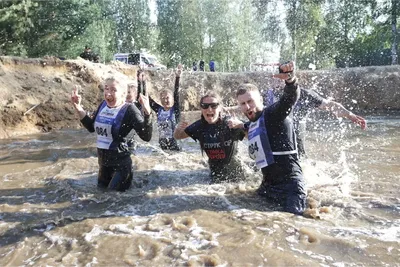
[148,66,400,112]
[0,56,399,138]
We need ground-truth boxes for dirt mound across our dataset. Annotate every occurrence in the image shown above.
[0,56,399,139]
[0,56,140,138]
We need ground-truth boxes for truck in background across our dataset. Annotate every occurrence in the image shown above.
[113,52,167,70]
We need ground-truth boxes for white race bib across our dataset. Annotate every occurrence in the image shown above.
[158,109,173,139]
[95,105,123,149]
[248,120,269,169]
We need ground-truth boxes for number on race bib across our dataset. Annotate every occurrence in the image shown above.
[96,126,108,137]
[249,141,259,159]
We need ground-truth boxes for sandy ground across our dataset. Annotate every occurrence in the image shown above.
[0,56,139,138]
[0,56,399,139]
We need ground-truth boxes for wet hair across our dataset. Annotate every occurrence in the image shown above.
[159,89,173,97]
[235,83,260,97]
[127,82,137,91]
[198,91,225,155]
[104,76,118,84]
[200,90,222,106]
[104,77,126,97]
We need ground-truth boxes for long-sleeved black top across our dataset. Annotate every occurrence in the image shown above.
[253,81,302,184]
[81,101,152,166]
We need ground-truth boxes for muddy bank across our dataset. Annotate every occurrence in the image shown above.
[0,56,399,139]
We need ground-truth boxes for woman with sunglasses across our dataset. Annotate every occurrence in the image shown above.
[174,91,246,183]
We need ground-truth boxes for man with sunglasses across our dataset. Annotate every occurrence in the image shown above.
[235,61,306,215]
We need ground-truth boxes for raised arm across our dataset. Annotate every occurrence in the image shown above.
[269,61,299,120]
[173,64,182,122]
[128,100,153,141]
[71,86,86,120]
[137,70,161,112]
[319,100,367,129]
[71,86,98,133]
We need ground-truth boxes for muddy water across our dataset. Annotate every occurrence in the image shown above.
[0,113,399,266]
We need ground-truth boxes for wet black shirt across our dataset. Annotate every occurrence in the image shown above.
[185,117,245,180]
[255,82,303,184]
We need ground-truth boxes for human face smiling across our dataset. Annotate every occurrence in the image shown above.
[160,92,173,110]
[201,96,221,124]
[104,80,124,108]
[126,87,137,103]
[237,91,263,122]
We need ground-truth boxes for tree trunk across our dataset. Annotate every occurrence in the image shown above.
[391,0,398,65]
[292,0,297,63]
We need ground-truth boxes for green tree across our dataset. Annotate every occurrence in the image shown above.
[254,0,325,69]
[113,0,152,53]
[319,0,377,67]
[0,0,116,61]
[0,0,38,56]
[156,0,206,67]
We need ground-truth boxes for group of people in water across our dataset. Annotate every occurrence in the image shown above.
[70,61,367,215]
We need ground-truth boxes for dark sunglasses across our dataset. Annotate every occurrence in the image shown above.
[200,102,219,109]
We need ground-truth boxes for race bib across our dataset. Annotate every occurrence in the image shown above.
[158,109,174,139]
[248,120,269,169]
[95,105,123,149]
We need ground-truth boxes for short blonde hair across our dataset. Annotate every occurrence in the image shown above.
[160,89,173,96]
[104,77,127,97]
[127,83,137,91]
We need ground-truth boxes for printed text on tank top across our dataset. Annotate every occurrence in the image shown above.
[201,120,235,161]
[203,135,233,160]
[157,108,175,139]
[95,102,127,149]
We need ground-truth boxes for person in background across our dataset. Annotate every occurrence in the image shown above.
[79,46,100,63]
[262,80,367,158]
[193,61,198,71]
[174,91,246,183]
[79,46,92,61]
[138,64,183,151]
[125,82,142,152]
[71,77,153,191]
[209,60,215,72]
[199,60,205,71]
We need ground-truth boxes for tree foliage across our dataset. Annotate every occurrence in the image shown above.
[0,0,398,70]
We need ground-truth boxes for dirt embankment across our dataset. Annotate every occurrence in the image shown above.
[0,56,399,139]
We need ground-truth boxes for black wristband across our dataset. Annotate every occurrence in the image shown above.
[285,77,297,85]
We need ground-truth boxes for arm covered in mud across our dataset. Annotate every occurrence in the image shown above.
[79,101,103,133]
[173,121,190,140]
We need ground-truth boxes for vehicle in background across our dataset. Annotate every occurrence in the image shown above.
[113,52,167,70]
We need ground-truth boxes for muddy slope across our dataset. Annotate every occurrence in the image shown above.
[0,56,399,139]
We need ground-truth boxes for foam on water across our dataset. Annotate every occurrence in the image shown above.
[1,117,399,266]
